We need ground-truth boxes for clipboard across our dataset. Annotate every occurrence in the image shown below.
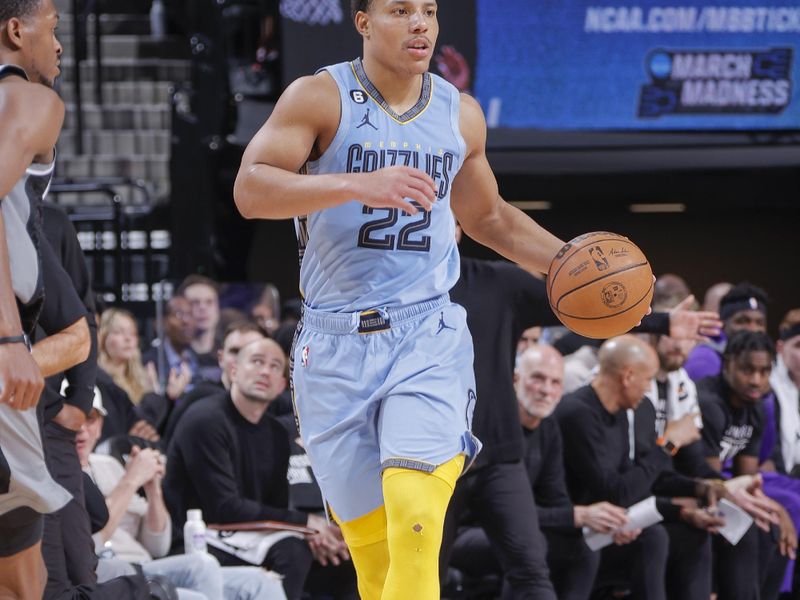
[206,520,318,536]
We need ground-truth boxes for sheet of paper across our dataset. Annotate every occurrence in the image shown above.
[626,496,665,529]
[583,496,664,551]
[716,498,753,546]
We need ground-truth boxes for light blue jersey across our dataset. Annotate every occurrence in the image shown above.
[296,57,466,312]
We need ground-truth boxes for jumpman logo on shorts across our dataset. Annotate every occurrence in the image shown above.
[356,108,378,130]
[436,311,456,335]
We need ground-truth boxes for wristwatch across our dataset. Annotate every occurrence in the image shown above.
[0,333,32,351]
[656,436,679,456]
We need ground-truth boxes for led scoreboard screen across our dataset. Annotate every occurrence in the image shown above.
[280,0,800,131]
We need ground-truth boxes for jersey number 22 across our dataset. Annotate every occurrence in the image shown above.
[357,204,431,252]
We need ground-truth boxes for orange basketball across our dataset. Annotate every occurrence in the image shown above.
[547,232,654,339]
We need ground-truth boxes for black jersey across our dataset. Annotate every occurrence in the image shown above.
[698,376,764,464]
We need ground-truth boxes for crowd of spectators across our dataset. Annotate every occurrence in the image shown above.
[5,2,799,599]
[444,275,800,600]
[30,231,800,600]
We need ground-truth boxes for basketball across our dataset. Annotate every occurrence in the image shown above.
[547,232,654,339]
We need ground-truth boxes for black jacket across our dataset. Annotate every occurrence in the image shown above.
[163,393,307,546]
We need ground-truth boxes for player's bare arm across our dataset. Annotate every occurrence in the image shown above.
[451,93,564,275]
[0,77,63,197]
[234,72,437,220]
[32,316,90,378]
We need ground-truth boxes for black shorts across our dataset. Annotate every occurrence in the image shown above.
[0,506,43,556]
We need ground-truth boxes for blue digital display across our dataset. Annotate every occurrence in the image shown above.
[472,0,800,130]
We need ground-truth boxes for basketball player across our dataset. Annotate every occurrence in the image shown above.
[234,1,566,597]
[0,0,74,597]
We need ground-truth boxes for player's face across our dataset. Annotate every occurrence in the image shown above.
[724,350,772,404]
[104,314,139,364]
[515,354,564,420]
[19,0,62,87]
[725,309,767,337]
[779,336,800,381]
[234,343,286,403]
[655,335,693,373]
[363,0,439,74]
[219,330,266,380]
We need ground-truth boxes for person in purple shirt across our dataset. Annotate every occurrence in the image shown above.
[684,283,768,381]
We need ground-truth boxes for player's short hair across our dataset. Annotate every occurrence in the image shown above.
[351,0,374,20]
[723,330,776,363]
[0,0,42,23]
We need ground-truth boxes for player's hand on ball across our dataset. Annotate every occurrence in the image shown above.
[355,166,437,214]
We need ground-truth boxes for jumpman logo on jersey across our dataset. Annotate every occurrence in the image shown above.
[356,108,378,130]
[436,312,456,335]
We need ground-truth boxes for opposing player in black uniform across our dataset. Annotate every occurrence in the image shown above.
[0,1,73,596]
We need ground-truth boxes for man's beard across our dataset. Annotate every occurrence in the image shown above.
[521,397,554,420]
[660,356,684,373]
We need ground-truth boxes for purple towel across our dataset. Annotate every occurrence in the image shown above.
[762,471,800,592]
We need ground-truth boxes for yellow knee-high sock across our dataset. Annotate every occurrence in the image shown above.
[381,455,465,600]
[337,505,390,600]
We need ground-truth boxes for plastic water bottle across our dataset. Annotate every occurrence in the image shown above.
[150,0,166,40]
[184,509,207,554]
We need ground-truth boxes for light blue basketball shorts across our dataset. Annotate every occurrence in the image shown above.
[290,293,482,523]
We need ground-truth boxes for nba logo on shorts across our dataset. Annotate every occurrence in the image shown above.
[301,345,310,367]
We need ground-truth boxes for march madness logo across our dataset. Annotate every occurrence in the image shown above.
[638,48,792,117]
